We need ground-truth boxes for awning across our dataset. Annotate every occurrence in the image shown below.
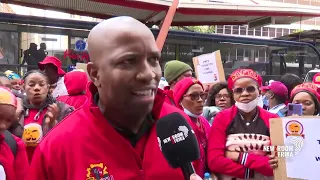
[276,30,320,45]
[3,0,320,26]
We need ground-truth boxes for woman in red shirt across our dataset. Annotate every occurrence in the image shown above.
[207,69,278,180]
[173,77,211,178]
[18,70,74,162]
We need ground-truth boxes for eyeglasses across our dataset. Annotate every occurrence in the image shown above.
[215,94,231,100]
[233,86,257,95]
[184,92,207,101]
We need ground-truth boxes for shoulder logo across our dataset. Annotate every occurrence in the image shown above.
[86,163,114,180]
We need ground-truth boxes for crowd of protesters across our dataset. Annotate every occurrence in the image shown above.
[0,16,318,180]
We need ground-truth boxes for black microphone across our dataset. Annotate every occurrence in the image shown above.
[156,112,200,180]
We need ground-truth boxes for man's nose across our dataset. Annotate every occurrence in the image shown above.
[136,61,155,82]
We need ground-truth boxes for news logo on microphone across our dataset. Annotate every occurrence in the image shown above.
[156,112,200,168]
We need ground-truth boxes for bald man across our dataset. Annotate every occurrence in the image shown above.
[28,17,203,180]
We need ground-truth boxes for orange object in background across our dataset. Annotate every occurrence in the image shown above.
[156,0,179,51]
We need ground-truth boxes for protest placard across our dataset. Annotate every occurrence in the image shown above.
[269,117,320,180]
[192,50,225,86]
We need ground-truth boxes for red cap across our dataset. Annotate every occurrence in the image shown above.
[227,69,262,90]
[38,56,66,75]
[261,81,288,99]
[173,77,204,110]
[291,83,320,101]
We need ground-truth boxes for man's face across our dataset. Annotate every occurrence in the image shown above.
[177,70,192,82]
[91,29,161,115]
[43,64,58,84]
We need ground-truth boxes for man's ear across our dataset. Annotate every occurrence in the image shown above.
[87,62,101,87]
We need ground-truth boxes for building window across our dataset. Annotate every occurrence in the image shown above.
[255,27,262,37]
[0,31,19,72]
[224,25,232,34]
[232,25,239,35]
[216,25,224,34]
[283,29,290,36]
[276,28,283,37]
[240,26,247,35]
[262,27,269,37]
[248,28,254,36]
[269,28,276,37]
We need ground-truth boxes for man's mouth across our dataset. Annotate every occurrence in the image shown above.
[132,89,155,97]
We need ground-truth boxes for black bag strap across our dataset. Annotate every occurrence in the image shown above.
[3,130,17,157]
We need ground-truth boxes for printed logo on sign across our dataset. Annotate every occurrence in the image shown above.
[86,163,114,180]
[162,126,194,145]
[285,120,305,138]
[264,120,305,157]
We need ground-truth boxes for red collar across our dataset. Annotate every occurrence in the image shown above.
[85,82,166,120]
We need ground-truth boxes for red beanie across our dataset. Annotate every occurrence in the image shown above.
[227,69,262,90]
[173,77,204,110]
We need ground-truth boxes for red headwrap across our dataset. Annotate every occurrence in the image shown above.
[227,69,262,90]
[290,83,320,101]
[173,77,204,110]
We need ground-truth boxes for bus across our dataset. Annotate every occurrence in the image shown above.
[0,12,319,83]
[153,29,320,82]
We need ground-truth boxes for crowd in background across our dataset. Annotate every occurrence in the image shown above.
[0,16,318,180]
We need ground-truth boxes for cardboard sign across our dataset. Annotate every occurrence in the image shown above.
[269,117,320,180]
[192,50,225,86]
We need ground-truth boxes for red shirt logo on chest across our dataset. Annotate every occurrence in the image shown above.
[86,163,114,180]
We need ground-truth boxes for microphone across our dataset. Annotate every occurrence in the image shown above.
[156,112,200,180]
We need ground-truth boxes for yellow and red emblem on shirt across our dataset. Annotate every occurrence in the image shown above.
[86,163,114,180]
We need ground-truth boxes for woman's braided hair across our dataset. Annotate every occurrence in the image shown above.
[22,70,56,104]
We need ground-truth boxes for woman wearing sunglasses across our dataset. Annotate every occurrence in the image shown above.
[173,77,211,178]
[207,69,278,180]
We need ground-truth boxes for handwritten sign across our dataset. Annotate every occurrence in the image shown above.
[270,117,320,180]
[192,50,225,86]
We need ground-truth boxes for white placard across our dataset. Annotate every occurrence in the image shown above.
[281,117,320,180]
[196,53,219,84]
[0,165,6,180]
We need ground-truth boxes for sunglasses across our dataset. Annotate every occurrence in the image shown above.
[215,94,231,100]
[184,92,208,101]
[233,86,257,95]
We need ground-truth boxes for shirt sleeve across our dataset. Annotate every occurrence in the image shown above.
[207,112,253,179]
[27,146,48,180]
[14,137,29,180]
[238,152,273,176]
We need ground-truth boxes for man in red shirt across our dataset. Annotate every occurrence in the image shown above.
[163,60,193,105]
[28,17,203,180]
